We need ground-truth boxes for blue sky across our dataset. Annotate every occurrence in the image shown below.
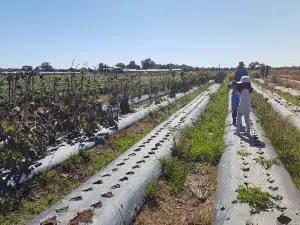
[1,0,299,69]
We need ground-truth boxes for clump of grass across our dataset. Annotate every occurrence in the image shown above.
[254,157,280,169]
[233,185,275,213]
[55,206,69,213]
[237,151,251,157]
[160,157,190,193]
[61,151,91,169]
[253,92,300,188]
[173,83,229,163]
[146,179,162,205]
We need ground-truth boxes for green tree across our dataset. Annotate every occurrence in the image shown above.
[249,62,259,70]
[22,65,33,71]
[126,61,141,69]
[141,58,156,69]
[115,63,126,69]
[40,62,53,72]
[166,63,175,70]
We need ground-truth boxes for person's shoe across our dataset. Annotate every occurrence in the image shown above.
[234,131,241,136]
[241,132,251,137]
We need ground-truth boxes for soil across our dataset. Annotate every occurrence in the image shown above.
[134,164,218,225]
[68,209,94,225]
[270,70,300,81]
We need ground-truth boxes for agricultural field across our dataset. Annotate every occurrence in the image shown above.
[1,70,300,225]
[0,70,226,224]
[0,71,214,181]
[270,70,300,82]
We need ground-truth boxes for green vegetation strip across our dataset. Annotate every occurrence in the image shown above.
[173,82,228,163]
[146,82,228,203]
[0,85,209,225]
[233,185,275,214]
[274,90,300,106]
[251,75,300,106]
[253,92,300,188]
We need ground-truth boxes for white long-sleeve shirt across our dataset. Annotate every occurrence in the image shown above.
[238,89,252,114]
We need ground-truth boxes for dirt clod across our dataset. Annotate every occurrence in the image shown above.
[40,216,57,225]
[68,209,94,225]
[277,214,292,224]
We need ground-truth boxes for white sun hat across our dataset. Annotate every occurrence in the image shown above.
[238,76,251,83]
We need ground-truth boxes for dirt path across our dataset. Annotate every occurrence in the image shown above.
[212,94,300,225]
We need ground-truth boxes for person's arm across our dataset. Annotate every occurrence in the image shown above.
[234,69,239,81]
[245,68,249,76]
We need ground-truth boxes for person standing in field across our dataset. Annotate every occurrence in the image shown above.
[234,62,248,82]
[235,76,253,137]
[228,80,240,126]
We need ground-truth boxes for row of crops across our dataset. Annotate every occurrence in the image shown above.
[0,70,225,191]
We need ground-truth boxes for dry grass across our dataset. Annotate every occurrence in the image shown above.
[270,70,300,81]
[134,164,218,225]
[266,76,300,91]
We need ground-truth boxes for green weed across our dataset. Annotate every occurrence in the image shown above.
[146,179,162,205]
[237,151,251,157]
[234,185,275,213]
[160,157,190,193]
[254,157,280,169]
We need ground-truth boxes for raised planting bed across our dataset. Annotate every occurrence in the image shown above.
[0,85,204,196]
[0,84,214,225]
[134,82,229,225]
[0,72,214,192]
[212,94,300,225]
[252,83,300,131]
[27,84,220,225]
[255,78,300,97]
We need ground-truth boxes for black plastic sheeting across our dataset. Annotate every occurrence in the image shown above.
[212,94,300,225]
[27,84,220,225]
[0,87,199,196]
[253,83,300,131]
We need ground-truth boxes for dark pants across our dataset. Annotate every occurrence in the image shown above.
[232,109,238,124]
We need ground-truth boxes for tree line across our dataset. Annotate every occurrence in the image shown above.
[1,59,300,73]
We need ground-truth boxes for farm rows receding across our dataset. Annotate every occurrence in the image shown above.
[0,72,215,194]
[134,81,300,225]
[255,78,300,97]
[0,85,201,195]
[28,84,221,225]
[134,81,229,225]
[0,72,226,225]
[2,71,300,225]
